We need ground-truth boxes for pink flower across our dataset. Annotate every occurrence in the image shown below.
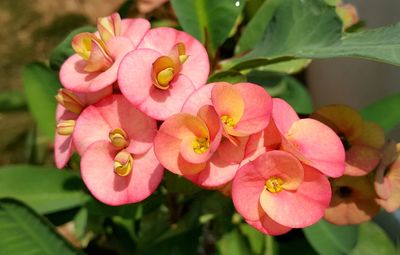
[60,13,150,93]
[54,87,112,168]
[311,105,385,176]
[118,27,209,120]
[270,99,346,178]
[232,150,331,235]
[73,94,163,205]
[183,82,272,141]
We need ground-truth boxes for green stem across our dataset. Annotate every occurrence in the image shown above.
[265,235,276,255]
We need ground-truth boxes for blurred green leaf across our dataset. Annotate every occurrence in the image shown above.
[360,92,400,133]
[303,219,358,255]
[49,26,96,70]
[0,165,89,214]
[0,198,84,255]
[236,0,281,54]
[239,223,264,254]
[257,59,312,74]
[228,0,400,70]
[164,172,202,195]
[22,62,60,141]
[208,70,247,84]
[217,228,251,255]
[170,0,245,55]
[247,71,313,114]
[74,207,88,240]
[350,221,396,255]
[0,91,27,112]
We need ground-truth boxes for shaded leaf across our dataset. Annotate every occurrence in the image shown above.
[208,70,247,84]
[217,228,251,255]
[0,198,84,255]
[239,223,264,254]
[0,165,89,214]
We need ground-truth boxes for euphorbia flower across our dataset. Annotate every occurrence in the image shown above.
[311,105,385,176]
[60,13,150,93]
[54,87,112,168]
[118,27,209,120]
[232,150,331,235]
[375,142,400,212]
[324,175,380,225]
[74,94,163,205]
[182,82,272,140]
[271,99,346,178]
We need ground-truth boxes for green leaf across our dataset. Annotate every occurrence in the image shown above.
[0,91,27,112]
[360,92,400,133]
[350,221,396,255]
[49,26,96,70]
[247,71,313,114]
[236,0,281,54]
[257,58,312,74]
[239,223,264,254]
[164,171,202,195]
[0,165,89,214]
[0,198,84,255]
[229,0,400,70]
[217,228,251,255]
[170,0,245,55]
[208,70,247,84]
[303,219,359,255]
[22,62,60,140]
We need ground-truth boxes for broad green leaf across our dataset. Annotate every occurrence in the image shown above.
[247,71,313,114]
[217,228,251,255]
[49,26,96,70]
[0,165,89,214]
[239,223,264,254]
[0,198,84,255]
[228,0,400,70]
[303,219,359,255]
[351,221,396,255]
[360,92,400,133]
[208,70,247,83]
[22,62,60,140]
[236,0,281,53]
[257,58,312,74]
[170,0,245,55]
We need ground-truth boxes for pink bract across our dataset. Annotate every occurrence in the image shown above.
[232,150,331,232]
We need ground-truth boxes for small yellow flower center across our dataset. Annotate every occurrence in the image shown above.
[265,177,284,193]
[109,128,129,149]
[114,151,133,176]
[221,115,235,128]
[192,137,210,154]
[56,120,76,136]
[156,67,175,88]
[55,89,85,114]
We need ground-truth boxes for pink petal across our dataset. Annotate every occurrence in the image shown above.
[245,206,292,236]
[232,161,266,221]
[75,86,113,106]
[182,84,214,115]
[217,136,249,164]
[283,118,346,178]
[118,49,196,120]
[120,18,151,47]
[138,27,209,88]
[55,105,78,168]
[60,36,134,93]
[81,141,164,205]
[272,98,299,134]
[185,153,239,188]
[233,82,272,135]
[259,165,331,228]
[345,145,380,176]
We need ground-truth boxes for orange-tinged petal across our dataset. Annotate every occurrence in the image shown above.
[211,82,244,127]
[97,13,122,42]
[72,32,97,60]
[158,113,209,140]
[355,121,385,149]
[84,39,113,72]
[344,144,381,176]
[312,105,363,142]
[375,141,398,199]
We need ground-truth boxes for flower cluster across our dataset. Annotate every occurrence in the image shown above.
[55,13,348,235]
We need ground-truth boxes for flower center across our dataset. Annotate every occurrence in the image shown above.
[192,137,210,154]
[265,176,284,193]
[338,133,351,151]
[221,115,235,128]
[152,42,188,90]
[55,89,85,114]
[114,151,133,176]
[56,120,76,136]
[109,128,129,149]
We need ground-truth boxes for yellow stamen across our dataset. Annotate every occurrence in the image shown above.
[109,128,129,149]
[192,137,210,154]
[265,177,284,193]
[56,120,76,136]
[179,55,188,64]
[55,89,85,114]
[221,115,235,128]
[156,67,175,88]
[114,151,133,176]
